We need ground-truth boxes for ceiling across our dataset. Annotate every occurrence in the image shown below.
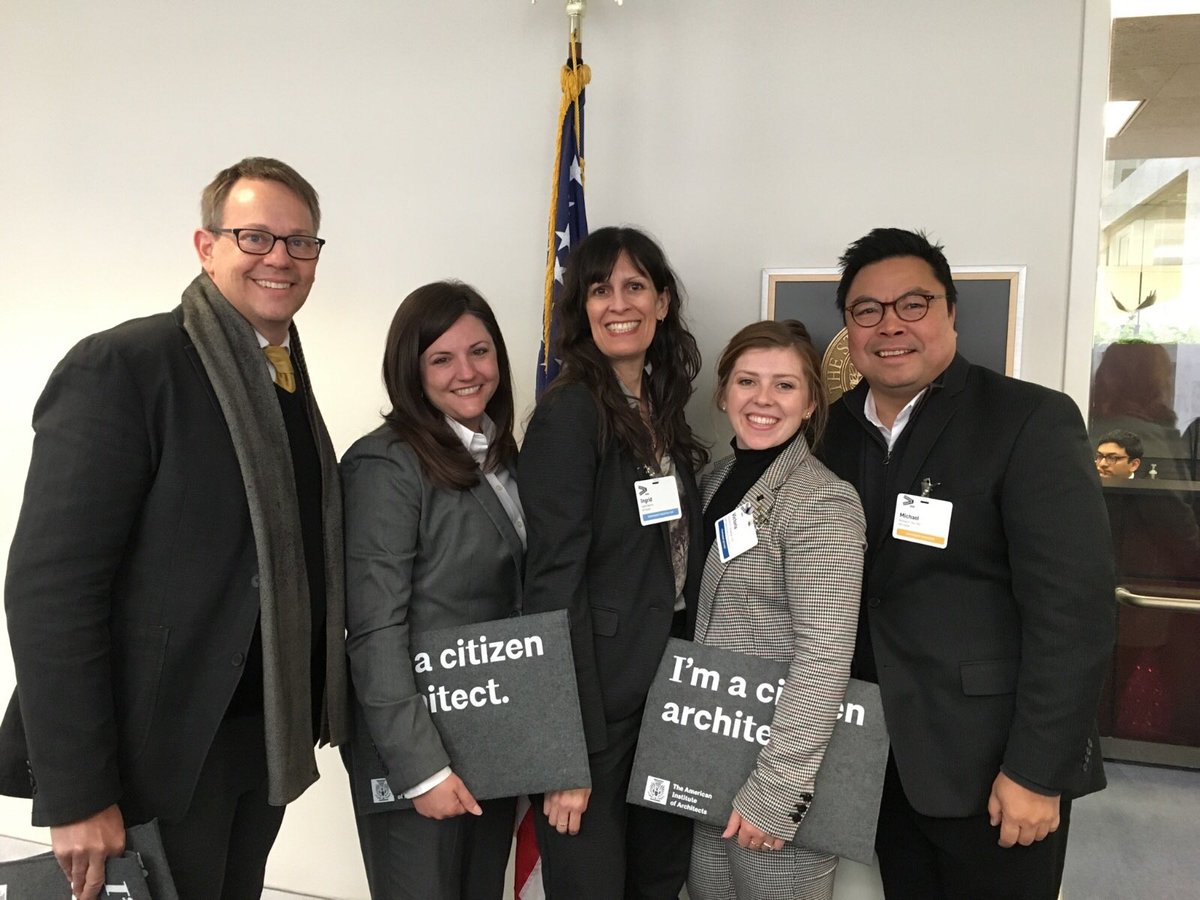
[1108,14,1200,159]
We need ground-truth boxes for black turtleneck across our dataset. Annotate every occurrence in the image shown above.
[703,433,798,554]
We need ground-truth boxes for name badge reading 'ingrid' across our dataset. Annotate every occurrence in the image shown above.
[892,493,953,548]
[635,476,683,526]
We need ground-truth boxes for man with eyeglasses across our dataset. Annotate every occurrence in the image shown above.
[819,228,1114,900]
[0,157,348,899]
[1095,430,1143,481]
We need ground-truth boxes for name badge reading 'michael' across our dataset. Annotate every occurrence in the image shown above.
[635,476,683,526]
[892,493,953,549]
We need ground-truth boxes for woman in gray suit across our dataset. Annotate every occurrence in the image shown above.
[341,282,524,900]
[688,321,865,900]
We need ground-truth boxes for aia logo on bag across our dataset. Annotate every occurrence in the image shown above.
[643,776,670,805]
[371,777,395,803]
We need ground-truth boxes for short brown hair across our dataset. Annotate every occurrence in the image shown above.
[200,157,321,232]
[714,319,829,448]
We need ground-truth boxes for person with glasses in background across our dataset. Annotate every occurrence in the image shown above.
[1095,430,1143,481]
[0,157,348,900]
[818,228,1115,900]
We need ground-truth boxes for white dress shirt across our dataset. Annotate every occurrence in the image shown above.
[865,387,928,452]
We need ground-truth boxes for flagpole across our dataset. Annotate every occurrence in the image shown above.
[534,2,592,398]
[566,0,584,40]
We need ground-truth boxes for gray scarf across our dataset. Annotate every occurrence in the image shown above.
[181,273,348,806]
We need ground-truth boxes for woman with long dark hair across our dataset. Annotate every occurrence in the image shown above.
[519,226,708,898]
[341,281,523,899]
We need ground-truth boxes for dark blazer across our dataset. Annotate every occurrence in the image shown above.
[2,308,300,826]
[819,354,1116,818]
[341,428,524,793]
[519,382,703,752]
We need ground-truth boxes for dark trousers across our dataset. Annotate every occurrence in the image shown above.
[875,755,1072,900]
[533,711,691,900]
[354,796,515,900]
[156,715,286,900]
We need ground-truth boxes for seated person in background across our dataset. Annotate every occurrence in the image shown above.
[1095,430,1143,482]
[1090,340,1188,481]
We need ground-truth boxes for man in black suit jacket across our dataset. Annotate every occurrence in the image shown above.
[0,157,348,900]
[818,228,1114,899]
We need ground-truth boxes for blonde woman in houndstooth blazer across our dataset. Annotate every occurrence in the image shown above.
[688,320,866,900]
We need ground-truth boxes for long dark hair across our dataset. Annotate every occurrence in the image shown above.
[547,226,708,472]
[1090,340,1177,427]
[381,281,517,489]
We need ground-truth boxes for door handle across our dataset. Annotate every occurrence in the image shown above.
[1116,586,1200,613]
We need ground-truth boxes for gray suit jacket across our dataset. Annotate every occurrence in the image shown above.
[341,427,524,795]
[696,437,865,840]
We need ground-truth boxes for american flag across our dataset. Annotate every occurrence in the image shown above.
[535,43,589,398]
[516,46,592,900]
[513,794,546,900]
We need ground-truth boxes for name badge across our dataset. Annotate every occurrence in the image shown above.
[635,476,682,526]
[892,493,953,549]
[715,504,758,562]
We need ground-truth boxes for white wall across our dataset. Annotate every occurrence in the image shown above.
[0,2,1106,897]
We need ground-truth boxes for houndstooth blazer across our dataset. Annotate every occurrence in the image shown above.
[696,435,865,841]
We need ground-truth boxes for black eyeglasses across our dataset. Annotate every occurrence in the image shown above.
[846,291,945,327]
[1095,453,1129,464]
[212,228,325,260]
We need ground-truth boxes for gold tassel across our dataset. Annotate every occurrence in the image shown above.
[541,33,590,366]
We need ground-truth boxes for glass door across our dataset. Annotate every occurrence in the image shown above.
[1091,10,1200,767]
